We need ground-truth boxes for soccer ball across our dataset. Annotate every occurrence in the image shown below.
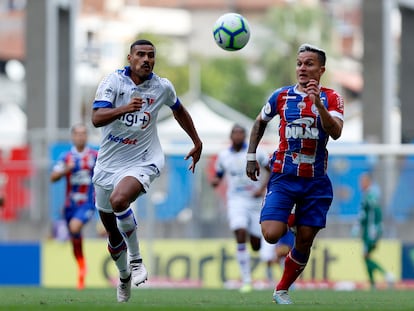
[213,13,250,51]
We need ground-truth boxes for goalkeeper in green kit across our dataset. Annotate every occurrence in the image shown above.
[353,172,394,289]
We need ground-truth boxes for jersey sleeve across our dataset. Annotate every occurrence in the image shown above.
[260,89,282,121]
[93,72,118,109]
[159,77,181,110]
[326,90,344,121]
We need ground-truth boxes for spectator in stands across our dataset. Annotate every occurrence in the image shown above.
[50,123,98,290]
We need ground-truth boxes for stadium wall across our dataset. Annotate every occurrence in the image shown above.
[1,239,414,288]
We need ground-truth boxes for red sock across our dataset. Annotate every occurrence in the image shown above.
[72,236,86,289]
[72,236,83,260]
[276,251,307,291]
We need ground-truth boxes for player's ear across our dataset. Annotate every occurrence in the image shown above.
[320,66,326,75]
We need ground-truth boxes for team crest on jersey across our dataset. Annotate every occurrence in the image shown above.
[297,102,306,109]
[104,87,113,99]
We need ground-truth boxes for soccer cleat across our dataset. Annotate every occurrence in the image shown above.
[77,270,85,290]
[77,260,87,290]
[117,275,131,303]
[130,259,148,286]
[239,283,253,293]
[273,290,293,304]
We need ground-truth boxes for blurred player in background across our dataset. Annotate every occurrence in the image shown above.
[353,172,394,289]
[91,39,203,303]
[50,123,98,290]
[211,124,270,293]
[246,43,344,304]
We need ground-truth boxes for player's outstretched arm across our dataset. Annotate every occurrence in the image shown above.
[172,105,203,173]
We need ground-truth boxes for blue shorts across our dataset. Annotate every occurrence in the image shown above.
[260,173,333,228]
[64,203,96,225]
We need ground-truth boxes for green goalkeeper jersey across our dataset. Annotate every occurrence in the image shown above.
[360,184,383,243]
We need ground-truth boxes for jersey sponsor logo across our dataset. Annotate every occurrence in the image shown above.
[291,152,316,164]
[286,117,319,139]
[282,95,297,100]
[107,133,138,145]
[337,96,344,110]
[118,112,151,129]
[70,169,92,186]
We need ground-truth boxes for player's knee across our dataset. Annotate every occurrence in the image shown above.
[261,222,285,244]
[109,194,129,212]
[262,229,280,244]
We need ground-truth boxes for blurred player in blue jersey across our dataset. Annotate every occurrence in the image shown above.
[91,39,202,302]
[211,124,270,293]
[50,124,98,290]
[246,43,344,304]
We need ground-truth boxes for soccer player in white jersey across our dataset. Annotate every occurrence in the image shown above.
[91,39,203,302]
[210,124,270,293]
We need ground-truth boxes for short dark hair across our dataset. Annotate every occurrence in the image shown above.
[130,39,155,52]
[231,124,246,134]
[298,43,326,66]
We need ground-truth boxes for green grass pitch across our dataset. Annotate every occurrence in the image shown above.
[0,287,412,311]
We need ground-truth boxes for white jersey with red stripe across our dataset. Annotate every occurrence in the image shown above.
[261,84,344,177]
[93,66,180,173]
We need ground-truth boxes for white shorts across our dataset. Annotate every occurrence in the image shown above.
[227,197,262,237]
[93,164,160,213]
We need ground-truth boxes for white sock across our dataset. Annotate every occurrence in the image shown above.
[108,240,129,279]
[236,243,251,284]
[114,208,141,261]
[116,249,130,280]
[265,264,273,282]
